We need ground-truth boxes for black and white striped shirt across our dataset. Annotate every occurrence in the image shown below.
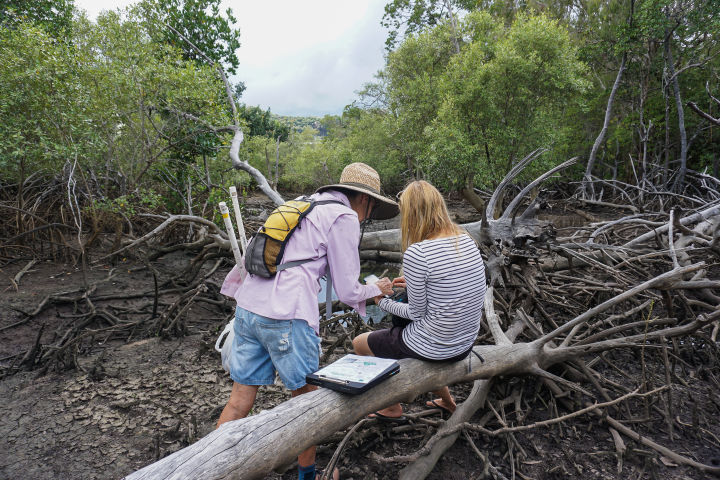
[378,234,486,360]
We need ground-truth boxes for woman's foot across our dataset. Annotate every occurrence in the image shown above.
[368,403,404,419]
[426,398,456,414]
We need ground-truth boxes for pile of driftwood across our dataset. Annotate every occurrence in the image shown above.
[0,172,239,375]
[123,153,719,480]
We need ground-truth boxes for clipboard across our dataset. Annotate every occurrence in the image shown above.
[306,354,400,394]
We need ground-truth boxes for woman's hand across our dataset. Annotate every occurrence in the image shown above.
[376,277,394,296]
[392,276,406,289]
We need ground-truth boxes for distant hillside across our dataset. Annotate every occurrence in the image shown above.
[273,115,327,136]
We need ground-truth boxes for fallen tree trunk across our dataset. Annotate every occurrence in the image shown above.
[127,342,537,480]
[126,263,706,480]
[361,152,573,253]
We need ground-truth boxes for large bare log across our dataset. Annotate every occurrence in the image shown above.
[126,263,705,480]
[536,201,720,271]
[623,202,720,248]
[127,345,538,480]
[361,151,573,253]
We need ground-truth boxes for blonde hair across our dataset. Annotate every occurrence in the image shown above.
[399,180,464,251]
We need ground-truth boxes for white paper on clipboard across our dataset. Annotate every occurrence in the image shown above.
[314,354,397,384]
[363,274,379,285]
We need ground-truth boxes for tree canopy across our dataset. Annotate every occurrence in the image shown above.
[139,0,242,75]
[2,0,719,212]
[0,0,75,36]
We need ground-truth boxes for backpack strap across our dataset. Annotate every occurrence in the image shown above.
[276,260,333,321]
[310,199,345,207]
[325,267,333,322]
[275,259,313,271]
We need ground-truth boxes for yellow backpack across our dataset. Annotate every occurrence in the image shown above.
[244,196,342,278]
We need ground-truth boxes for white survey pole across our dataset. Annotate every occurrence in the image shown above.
[219,202,242,265]
[229,186,248,253]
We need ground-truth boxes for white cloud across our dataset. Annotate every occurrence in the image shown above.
[74,0,136,20]
[74,0,390,117]
[233,0,389,116]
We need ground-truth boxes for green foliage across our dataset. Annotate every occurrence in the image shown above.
[138,0,241,75]
[0,8,233,217]
[372,20,461,178]
[4,0,718,223]
[427,13,590,188]
[274,115,325,135]
[0,21,98,180]
[0,0,74,36]
[93,189,163,216]
[240,105,290,140]
[275,128,331,191]
[331,112,408,191]
[77,9,230,189]
[346,10,589,192]
[382,0,476,50]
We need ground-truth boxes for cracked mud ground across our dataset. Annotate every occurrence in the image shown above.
[0,333,246,479]
[0,257,293,480]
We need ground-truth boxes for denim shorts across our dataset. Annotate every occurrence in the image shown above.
[229,306,321,391]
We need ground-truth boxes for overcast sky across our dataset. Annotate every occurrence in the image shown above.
[74,0,390,116]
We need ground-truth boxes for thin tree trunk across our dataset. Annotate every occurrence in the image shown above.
[460,173,485,213]
[275,135,280,189]
[665,28,688,192]
[443,0,461,54]
[16,157,25,243]
[664,81,671,184]
[203,153,211,189]
[186,174,194,240]
[264,143,272,185]
[583,0,634,199]
[584,53,626,198]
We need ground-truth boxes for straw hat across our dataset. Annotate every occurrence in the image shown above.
[316,162,399,220]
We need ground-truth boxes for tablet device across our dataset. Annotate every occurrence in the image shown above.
[306,354,400,394]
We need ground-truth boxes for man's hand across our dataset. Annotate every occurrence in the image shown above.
[392,276,406,289]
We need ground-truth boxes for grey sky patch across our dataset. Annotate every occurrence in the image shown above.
[234,0,389,116]
[74,0,390,117]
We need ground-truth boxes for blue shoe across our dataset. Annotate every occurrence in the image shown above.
[298,463,316,480]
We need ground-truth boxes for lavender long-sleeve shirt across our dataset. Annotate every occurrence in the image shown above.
[233,190,381,333]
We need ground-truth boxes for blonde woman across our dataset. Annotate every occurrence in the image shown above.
[353,180,486,420]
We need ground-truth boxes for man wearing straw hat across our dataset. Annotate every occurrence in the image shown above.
[217,162,398,480]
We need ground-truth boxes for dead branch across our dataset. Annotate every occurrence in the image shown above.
[380,387,664,464]
[398,318,525,480]
[599,412,720,475]
[163,23,283,206]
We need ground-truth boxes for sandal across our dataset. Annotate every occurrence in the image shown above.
[426,399,455,414]
[367,411,408,424]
